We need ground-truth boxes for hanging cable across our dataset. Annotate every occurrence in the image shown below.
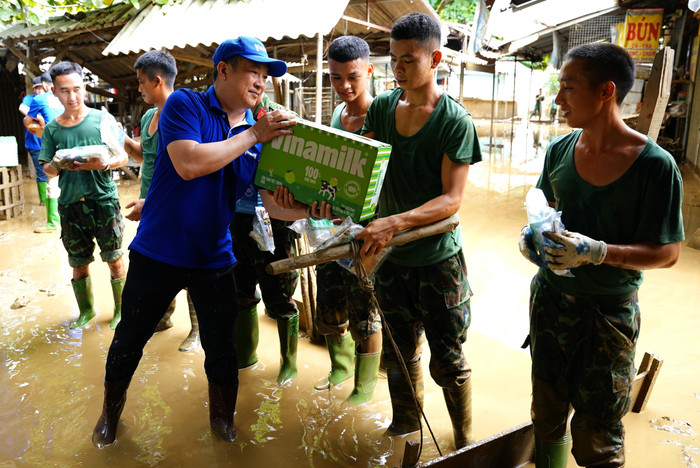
[349,240,443,461]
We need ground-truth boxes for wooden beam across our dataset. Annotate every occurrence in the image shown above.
[636,47,674,141]
[631,351,664,413]
[341,15,391,33]
[4,42,42,75]
[421,421,535,467]
[85,85,129,104]
[169,50,212,68]
[267,217,459,275]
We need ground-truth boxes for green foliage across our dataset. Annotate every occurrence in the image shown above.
[428,0,477,24]
[544,72,559,97]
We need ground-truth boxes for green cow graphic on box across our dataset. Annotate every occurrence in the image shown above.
[254,119,392,221]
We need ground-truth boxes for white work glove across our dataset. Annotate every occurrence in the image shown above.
[518,225,551,268]
[542,230,607,269]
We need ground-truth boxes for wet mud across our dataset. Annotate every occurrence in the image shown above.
[1,121,699,467]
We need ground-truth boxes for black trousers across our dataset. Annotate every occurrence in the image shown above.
[105,250,239,386]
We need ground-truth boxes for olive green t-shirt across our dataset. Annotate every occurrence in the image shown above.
[361,88,482,266]
[39,108,118,205]
[139,107,158,199]
[538,130,685,295]
[330,102,362,136]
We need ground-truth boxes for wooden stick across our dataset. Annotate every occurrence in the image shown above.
[266,217,460,275]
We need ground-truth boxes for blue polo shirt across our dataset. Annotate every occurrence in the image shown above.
[22,94,41,150]
[129,86,260,269]
[28,92,63,126]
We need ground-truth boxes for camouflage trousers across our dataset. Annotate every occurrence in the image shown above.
[230,213,300,321]
[529,274,640,467]
[375,250,472,389]
[58,198,124,268]
[315,260,381,340]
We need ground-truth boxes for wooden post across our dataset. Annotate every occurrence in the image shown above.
[631,351,664,413]
[401,439,421,468]
[636,47,674,141]
[267,217,459,275]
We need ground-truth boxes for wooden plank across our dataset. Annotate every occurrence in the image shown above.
[0,166,25,221]
[636,47,674,141]
[420,421,534,468]
[632,355,664,413]
[267,217,459,275]
[401,439,421,468]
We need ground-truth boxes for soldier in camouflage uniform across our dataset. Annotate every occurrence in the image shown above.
[519,43,684,467]
[39,61,128,330]
[311,35,383,405]
[231,94,305,386]
[357,13,482,450]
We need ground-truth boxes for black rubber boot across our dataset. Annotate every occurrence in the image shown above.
[385,359,423,436]
[208,383,238,442]
[92,378,131,448]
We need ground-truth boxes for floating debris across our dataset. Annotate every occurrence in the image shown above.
[10,296,30,309]
[650,417,695,437]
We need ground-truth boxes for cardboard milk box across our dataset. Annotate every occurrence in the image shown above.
[255,119,391,221]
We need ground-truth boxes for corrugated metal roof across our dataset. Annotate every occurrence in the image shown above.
[477,0,620,58]
[103,0,352,56]
[0,2,136,42]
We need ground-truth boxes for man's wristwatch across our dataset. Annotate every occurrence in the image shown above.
[102,162,110,172]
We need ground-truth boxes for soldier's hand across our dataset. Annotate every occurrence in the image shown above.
[518,225,550,268]
[542,230,607,269]
[356,217,398,256]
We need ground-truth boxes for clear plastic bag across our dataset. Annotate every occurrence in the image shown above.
[288,217,391,276]
[525,187,572,277]
[53,145,112,169]
[100,108,127,160]
[249,206,275,253]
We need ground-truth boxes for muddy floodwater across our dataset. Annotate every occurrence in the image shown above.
[1,121,699,467]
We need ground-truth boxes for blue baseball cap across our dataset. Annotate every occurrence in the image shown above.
[213,36,287,77]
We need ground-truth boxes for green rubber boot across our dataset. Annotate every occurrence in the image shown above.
[36,181,47,205]
[179,292,200,351]
[235,306,259,368]
[34,197,59,233]
[344,349,380,405]
[443,375,475,449]
[155,299,176,332]
[535,434,571,468]
[70,276,96,329]
[109,277,125,330]
[314,333,355,390]
[276,315,299,385]
[385,359,424,436]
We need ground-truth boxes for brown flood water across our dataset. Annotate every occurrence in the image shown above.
[1,121,699,467]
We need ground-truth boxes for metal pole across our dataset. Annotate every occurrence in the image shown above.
[316,32,323,123]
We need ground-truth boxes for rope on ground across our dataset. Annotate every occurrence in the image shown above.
[349,240,443,460]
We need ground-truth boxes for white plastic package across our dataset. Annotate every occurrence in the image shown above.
[51,108,127,170]
[249,206,275,253]
[525,187,572,276]
[100,107,127,160]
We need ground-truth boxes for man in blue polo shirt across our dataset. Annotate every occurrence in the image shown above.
[19,77,48,206]
[92,36,296,447]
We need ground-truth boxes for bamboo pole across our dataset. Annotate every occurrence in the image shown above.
[266,217,460,275]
